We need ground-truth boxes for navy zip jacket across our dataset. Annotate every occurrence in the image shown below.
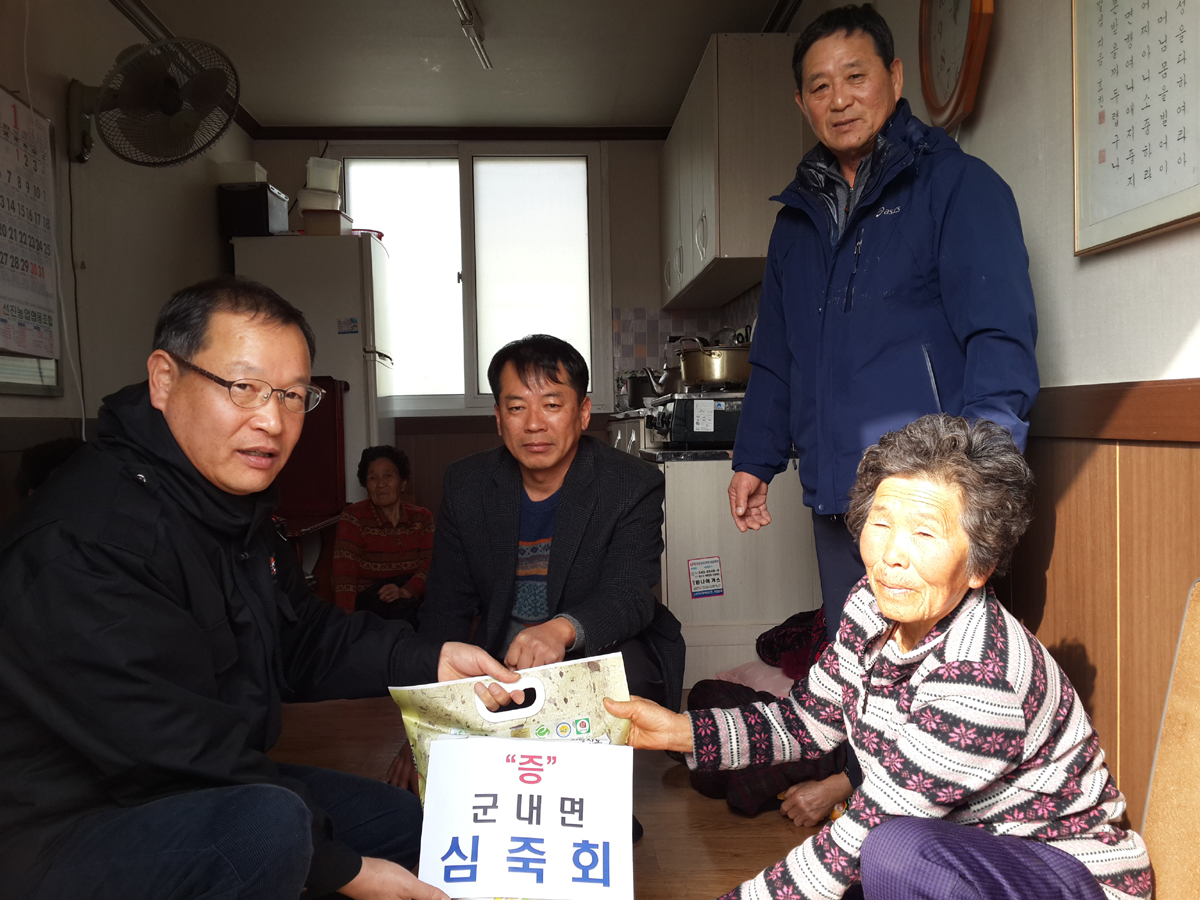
[733,100,1039,514]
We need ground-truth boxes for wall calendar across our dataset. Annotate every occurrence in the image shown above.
[0,86,58,358]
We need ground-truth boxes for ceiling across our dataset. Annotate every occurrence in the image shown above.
[136,0,783,130]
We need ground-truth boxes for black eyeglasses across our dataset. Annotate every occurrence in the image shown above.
[168,352,324,414]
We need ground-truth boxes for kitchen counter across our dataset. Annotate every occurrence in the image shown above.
[638,448,733,463]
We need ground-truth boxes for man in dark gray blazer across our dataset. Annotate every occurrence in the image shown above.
[419,335,684,713]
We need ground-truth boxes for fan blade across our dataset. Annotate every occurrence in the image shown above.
[168,109,202,142]
[116,112,195,161]
[180,67,230,117]
[114,49,174,115]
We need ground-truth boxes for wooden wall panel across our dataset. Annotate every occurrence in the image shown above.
[1007,438,1121,778]
[1117,442,1200,830]
[394,431,502,516]
[1030,379,1200,443]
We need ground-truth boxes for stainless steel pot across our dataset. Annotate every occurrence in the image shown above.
[677,338,752,387]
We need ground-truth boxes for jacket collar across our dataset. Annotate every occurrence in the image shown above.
[94,381,278,546]
[773,99,945,232]
[545,438,597,611]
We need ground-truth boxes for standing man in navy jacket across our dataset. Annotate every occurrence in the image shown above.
[727,5,1039,822]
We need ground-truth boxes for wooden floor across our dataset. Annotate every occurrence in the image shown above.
[270,697,818,899]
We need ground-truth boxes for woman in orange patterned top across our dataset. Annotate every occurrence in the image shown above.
[332,446,434,626]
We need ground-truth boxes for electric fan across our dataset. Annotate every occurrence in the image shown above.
[69,38,240,168]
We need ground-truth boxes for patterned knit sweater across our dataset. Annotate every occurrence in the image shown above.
[331,499,434,612]
[688,583,1152,900]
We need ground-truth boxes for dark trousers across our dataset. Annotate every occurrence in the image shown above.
[614,635,667,708]
[811,511,866,788]
[845,817,1106,900]
[28,765,422,900]
[354,576,420,628]
[810,511,866,642]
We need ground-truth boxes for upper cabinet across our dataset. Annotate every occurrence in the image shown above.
[660,33,809,309]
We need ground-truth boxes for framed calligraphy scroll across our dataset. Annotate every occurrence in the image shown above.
[1073,0,1200,254]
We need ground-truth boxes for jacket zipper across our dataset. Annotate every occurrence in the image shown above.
[844,229,864,312]
[922,344,943,413]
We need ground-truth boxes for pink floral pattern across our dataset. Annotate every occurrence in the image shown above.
[948,724,977,747]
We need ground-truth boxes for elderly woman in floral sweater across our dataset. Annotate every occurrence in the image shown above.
[607,416,1150,900]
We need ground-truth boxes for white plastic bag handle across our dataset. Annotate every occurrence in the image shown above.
[473,674,546,722]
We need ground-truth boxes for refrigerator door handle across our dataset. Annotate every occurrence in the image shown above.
[364,348,394,368]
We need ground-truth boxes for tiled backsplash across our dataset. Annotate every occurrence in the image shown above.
[612,283,761,374]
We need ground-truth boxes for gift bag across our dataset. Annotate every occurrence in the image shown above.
[389,652,631,802]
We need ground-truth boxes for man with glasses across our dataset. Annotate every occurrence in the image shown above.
[0,276,518,900]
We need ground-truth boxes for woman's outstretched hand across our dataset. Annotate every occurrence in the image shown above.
[604,696,695,754]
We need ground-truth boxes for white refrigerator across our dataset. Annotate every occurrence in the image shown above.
[654,458,822,687]
[232,234,392,504]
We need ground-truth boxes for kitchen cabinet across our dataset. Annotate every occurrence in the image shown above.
[606,411,660,458]
[656,458,820,687]
[660,33,810,308]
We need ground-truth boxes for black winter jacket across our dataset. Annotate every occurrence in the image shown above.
[0,383,441,898]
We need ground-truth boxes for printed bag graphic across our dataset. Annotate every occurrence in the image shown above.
[390,653,631,802]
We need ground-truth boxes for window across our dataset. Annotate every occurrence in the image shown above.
[343,143,610,415]
[473,157,593,395]
[344,158,464,397]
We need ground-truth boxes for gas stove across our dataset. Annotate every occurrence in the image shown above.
[645,391,745,448]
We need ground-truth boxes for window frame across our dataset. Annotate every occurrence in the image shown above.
[337,141,613,417]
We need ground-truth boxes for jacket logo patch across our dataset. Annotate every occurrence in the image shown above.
[875,205,901,217]
[270,555,276,576]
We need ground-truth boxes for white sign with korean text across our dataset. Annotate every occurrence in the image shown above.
[420,736,633,900]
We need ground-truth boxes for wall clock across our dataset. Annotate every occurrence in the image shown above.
[919,0,993,131]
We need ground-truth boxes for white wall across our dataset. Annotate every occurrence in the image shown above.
[819,0,1200,386]
[958,0,1200,385]
[0,0,252,417]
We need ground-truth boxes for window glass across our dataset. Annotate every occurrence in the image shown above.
[345,158,464,396]
[472,157,591,395]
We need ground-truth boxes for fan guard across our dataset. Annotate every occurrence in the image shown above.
[94,38,240,168]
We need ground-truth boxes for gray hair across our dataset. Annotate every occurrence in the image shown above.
[844,415,1034,579]
[152,275,316,364]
